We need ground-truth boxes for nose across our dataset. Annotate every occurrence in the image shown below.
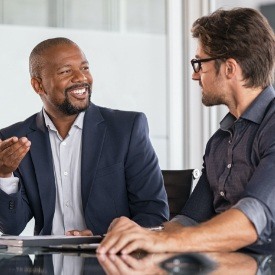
[71,70,87,83]
[192,71,200,81]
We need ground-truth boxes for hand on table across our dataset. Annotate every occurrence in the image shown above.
[97,216,172,254]
[0,137,31,177]
[65,229,93,236]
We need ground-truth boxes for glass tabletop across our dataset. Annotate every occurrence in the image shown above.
[0,246,274,274]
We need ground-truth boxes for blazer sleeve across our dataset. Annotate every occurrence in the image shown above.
[0,133,33,235]
[124,112,169,226]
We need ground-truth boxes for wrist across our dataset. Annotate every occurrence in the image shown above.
[0,173,12,178]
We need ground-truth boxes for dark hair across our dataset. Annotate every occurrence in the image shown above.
[29,37,77,77]
[191,8,275,88]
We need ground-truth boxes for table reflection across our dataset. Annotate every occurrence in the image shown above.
[0,248,273,274]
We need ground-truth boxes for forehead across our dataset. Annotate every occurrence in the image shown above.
[195,41,205,57]
[42,44,88,68]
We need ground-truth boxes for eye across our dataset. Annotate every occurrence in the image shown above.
[59,69,71,75]
[81,66,90,71]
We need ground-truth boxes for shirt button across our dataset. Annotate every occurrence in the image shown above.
[227,164,232,169]
[228,140,232,144]
[62,142,67,146]
[220,191,225,197]
[64,171,68,176]
[65,201,70,207]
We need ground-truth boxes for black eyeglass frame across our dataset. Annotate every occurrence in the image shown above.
[191,57,222,73]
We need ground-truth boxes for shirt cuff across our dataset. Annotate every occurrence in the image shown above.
[0,176,19,194]
[232,197,267,241]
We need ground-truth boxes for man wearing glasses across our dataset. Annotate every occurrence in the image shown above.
[97,7,275,254]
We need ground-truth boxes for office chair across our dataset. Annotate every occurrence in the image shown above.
[162,169,201,219]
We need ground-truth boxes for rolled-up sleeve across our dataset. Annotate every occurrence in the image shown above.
[232,197,269,243]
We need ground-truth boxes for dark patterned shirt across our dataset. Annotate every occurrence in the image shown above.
[174,85,275,252]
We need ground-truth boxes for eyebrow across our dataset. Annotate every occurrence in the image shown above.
[57,61,89,70]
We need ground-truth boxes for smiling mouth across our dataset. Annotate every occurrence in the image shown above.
[71,87,86,95]
[66,84,91,99]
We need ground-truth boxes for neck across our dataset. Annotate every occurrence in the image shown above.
[228,86,263,118]
[45,110,78,139]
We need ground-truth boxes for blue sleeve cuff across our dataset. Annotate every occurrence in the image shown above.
[232,197,268,243]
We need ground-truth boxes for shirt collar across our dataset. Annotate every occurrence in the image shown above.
[42,108,85,131]
[220,85,275,131]
[241,85,275,124]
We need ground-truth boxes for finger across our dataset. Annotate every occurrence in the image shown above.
[106,232,142,254]
[98,254,120,275]
[97,232,121,254]
[121,232,166,254]
[109,255,134,274]
[65,230,74,236]
[98,219,143,254]
[0,137,30,159]
[108,217,136,233]
[120,254,143,270]
[0,142,30,170]
[99,225,145,254]
[7,142,31,161]
[107,218,120,232]
[65,229,93,236]
[120,239,146,255]
[78,229,93,236]
[66,230,81,236]
[0,137,19,151]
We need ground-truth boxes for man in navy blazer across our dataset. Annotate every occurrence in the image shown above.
[0,37,168,236]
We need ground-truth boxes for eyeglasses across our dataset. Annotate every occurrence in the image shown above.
[191,57,222,73]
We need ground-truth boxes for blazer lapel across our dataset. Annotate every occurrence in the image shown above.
[28,111,56,234]
[81,104,106,210]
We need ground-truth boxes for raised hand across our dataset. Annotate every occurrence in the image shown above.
[0,137,31,177]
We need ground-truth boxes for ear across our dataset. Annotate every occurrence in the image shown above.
[31,77,45,95]
[224,58,237,78]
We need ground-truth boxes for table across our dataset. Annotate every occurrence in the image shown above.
[0,246,274,274]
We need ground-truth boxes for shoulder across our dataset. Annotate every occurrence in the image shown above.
[0,113,38,139]
[92,104,147,125]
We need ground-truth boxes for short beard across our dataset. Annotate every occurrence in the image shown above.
[202,95,223,107]
[58,85,92,115]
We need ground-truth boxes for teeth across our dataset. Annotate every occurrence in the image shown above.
[72,88,86,95]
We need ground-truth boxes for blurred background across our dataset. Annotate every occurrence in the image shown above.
[0,0,274,234]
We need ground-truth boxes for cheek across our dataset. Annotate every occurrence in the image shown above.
[45,79,67,94]
[43,86,66,103]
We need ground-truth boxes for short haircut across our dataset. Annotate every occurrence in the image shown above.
[192,8,275,88]
[29,37,77,77]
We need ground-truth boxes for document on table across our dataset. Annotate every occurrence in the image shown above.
[48,243,100,250]
[0,235,102,247]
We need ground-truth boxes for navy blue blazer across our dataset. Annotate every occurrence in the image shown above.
[0,103,169,235]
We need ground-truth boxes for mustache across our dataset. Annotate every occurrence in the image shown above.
[65,83,91,94]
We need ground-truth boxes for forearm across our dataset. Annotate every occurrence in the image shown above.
[165,208,258,252]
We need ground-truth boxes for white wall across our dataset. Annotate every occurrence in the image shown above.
[216,0,275,9]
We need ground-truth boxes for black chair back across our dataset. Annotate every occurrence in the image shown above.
[162,169,200,219]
